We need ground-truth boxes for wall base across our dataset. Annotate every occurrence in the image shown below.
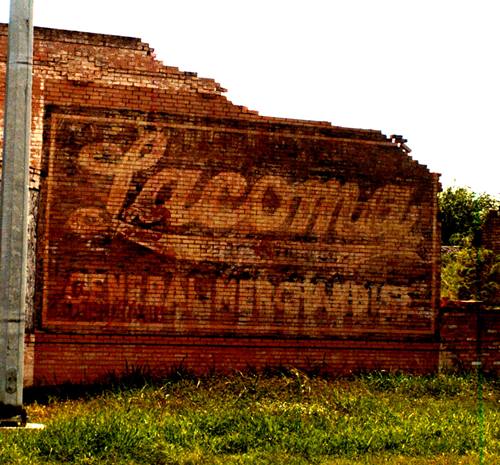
[25,332,439,386]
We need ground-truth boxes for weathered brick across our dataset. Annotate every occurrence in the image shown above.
[1,24,479,385]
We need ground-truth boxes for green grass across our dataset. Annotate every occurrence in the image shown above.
[0,370,498,464]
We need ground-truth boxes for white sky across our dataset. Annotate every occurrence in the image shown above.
[1,0,499,196]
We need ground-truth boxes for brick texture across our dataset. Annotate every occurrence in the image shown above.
[0,24,460,385]
[482,209,500,255]
[439,302,499,374]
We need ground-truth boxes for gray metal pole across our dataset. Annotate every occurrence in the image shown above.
[0,0,34,424]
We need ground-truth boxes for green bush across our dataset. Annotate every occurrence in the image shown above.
[438,187,498,246]
[441,243,499,304]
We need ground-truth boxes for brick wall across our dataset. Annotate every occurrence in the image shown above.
[482,209,500,255]
[1,25,446,385]
[439,302,500,375]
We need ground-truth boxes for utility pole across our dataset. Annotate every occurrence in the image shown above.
[0,0,34,426]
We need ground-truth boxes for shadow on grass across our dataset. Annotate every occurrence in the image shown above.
[23,364,496,405]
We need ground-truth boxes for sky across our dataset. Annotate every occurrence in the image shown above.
[1,0,499,196]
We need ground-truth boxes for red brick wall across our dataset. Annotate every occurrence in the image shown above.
[39,104,438,337]
[439,303,500,375]
[482,209,500,255]
[1,25,445,385]
[29,334,439,385]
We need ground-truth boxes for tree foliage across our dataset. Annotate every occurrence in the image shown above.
[438,186,499,305]
[441,243,499,303]
[438,186,499,245]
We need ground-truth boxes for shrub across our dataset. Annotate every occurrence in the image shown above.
[441,243,499,305]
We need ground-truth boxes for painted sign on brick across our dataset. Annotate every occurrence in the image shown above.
[40,109,435,336]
